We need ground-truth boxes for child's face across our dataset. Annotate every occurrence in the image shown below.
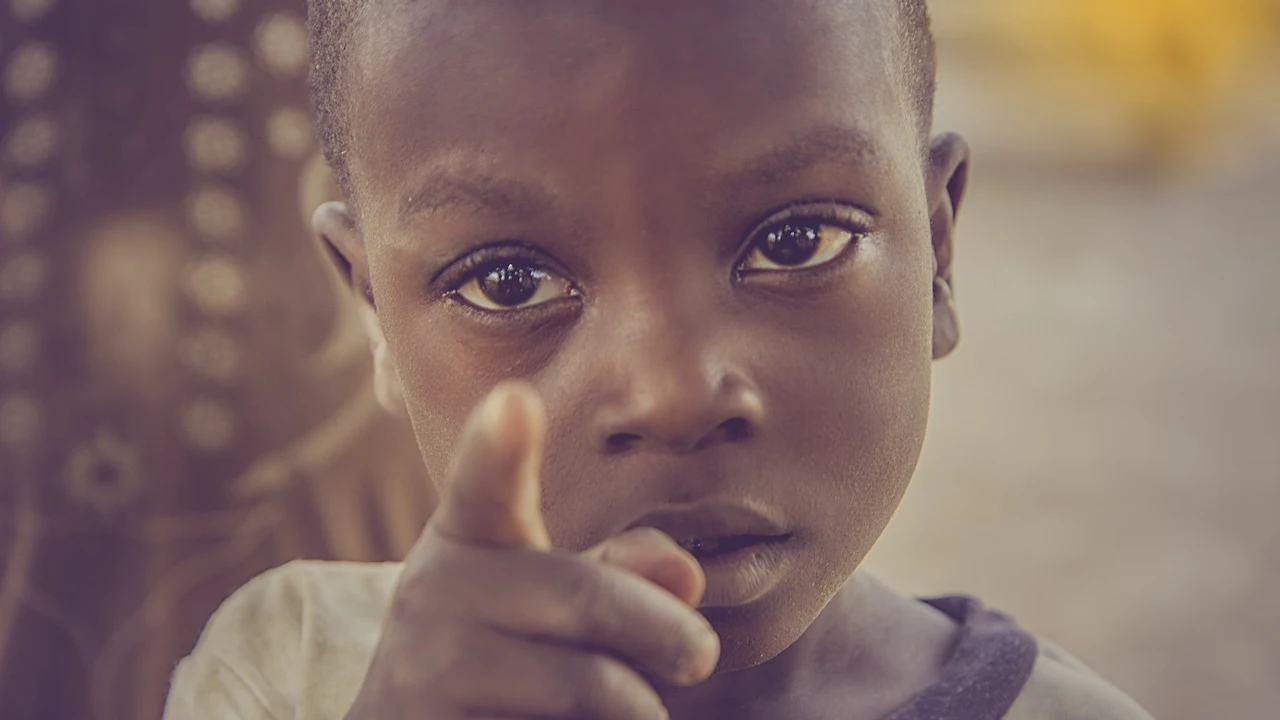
[325,0,967,670]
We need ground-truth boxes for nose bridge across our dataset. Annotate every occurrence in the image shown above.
[592,281,763,455]
[626,298,708,408]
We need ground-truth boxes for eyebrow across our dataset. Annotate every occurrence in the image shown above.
[397,125,883,222]
[724,125,883,194]
[399,173,558,222]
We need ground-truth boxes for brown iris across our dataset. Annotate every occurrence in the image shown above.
[477,262,543,307]
[760,222,822,266]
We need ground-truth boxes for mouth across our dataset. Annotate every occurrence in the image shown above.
[625,500,793,559]
[676,533,793,562]
[626,500,796,608]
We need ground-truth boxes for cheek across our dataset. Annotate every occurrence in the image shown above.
[373,214,934,521]
[378,309,502,485]
[767,243,934,532]
[777,325,931,489]
[368,238,571,486]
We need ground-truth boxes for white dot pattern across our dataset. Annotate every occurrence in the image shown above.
[188,0,239,23]
[3,114,60,168]
[9,0,57,22]
[185,184,246,240]
[266,107,313,160]
[0,182,53,241]
[182,255,247,316]
[183,116,246,173]
[179,327,241,381]
[185,43,249,102]
[4,42,58,104]
[253,13,309,78]
[62,429,145,514]
[181,397,236,451]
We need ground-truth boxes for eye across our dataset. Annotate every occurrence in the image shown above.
[452,259,579,312]
[738,204,868,275]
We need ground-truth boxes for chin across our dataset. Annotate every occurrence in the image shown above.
[700,594,813,673]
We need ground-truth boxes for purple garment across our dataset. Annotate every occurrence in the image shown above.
[884,596,1039,720]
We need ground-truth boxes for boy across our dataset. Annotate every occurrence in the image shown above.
[165,0,1154,718]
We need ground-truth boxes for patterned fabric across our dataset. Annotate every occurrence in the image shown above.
[0,2,430,719]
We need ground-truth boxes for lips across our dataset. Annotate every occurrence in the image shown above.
[624,500,795,608]
[625,501,793,557]
[677,534,788,559]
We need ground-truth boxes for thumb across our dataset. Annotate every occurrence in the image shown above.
[431,381,552,550]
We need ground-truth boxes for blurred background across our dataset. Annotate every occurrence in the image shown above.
[0,0,1277,718]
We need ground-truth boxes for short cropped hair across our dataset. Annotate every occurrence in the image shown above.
[307,0,937,206]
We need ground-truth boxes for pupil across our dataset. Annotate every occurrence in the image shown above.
[479,263,540,306]
[763,222,820,266]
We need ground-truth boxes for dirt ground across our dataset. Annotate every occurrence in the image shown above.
[864,58,1280,718]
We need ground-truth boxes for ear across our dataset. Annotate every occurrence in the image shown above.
[312,201,408,416]
[925,133,970,360]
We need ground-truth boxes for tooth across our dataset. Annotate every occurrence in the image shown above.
[683,538,720,554]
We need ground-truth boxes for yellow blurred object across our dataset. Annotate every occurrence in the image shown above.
[976,0,1276,166]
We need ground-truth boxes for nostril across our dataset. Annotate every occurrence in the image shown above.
[605,432,642,454]
[720,417,752,443]
[687,416,754,452]
[606,418,754,454]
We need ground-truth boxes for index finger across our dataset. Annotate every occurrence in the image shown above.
[431,381,552,551]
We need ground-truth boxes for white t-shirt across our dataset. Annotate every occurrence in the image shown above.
[164,560,1152,720]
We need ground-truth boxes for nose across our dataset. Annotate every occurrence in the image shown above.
[590,320,766,456]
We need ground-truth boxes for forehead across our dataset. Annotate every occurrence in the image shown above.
[348,0,912,219]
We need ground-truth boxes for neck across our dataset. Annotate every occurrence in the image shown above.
[658,571,873,719]
[658,571,958,720]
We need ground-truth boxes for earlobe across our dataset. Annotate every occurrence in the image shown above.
[926,133,970,361]
[357,302,409,417]
[932,276,959,359]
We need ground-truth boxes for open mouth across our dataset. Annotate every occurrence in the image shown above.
[677,533,791,560]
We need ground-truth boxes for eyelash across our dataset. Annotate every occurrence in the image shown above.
[435,200,873,318]
[436,243,544,287]
[737,202,875,280]
[435,243,580,321]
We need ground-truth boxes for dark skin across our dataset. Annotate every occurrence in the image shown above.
[316,0,970,717]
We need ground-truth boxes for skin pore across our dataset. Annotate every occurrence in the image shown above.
[315,0,970,717]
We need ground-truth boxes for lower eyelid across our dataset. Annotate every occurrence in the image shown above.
[448,274,581,311]
[743,222,862,261]
[738,230,865,279]
[444,294,583,329]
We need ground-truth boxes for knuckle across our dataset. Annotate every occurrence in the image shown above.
[551,560,708,680]
[556,563,613,635]
[401,621,470,692]
[362,623,473,718]
[387,580,431,624]
[430,627,511,710]
[393,542,488,621]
